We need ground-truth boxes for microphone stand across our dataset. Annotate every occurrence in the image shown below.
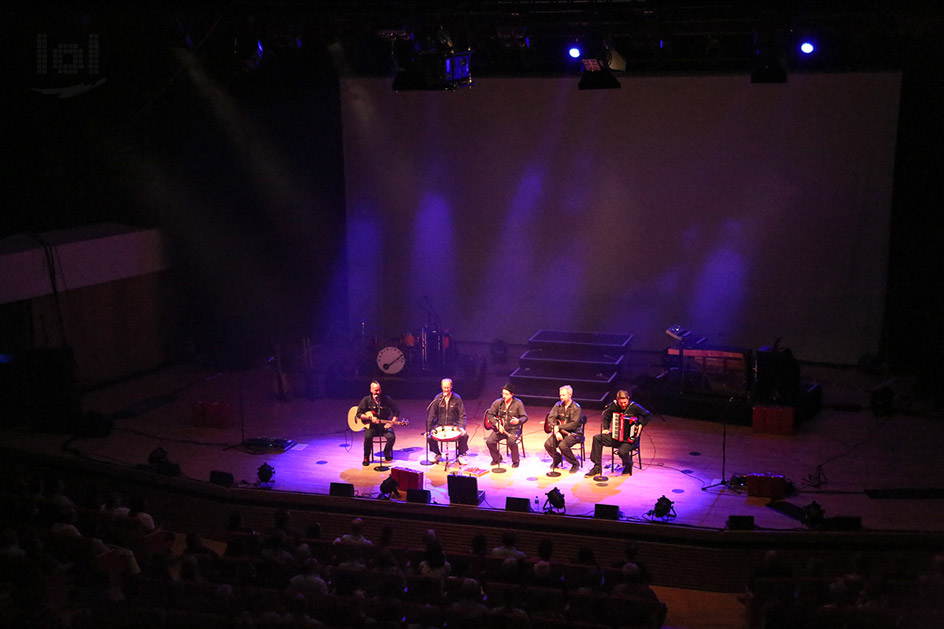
[702,396,738,492]
[593,404,612,482]
[492,410,508,474]
[420,397,436,466]
[546,412,562,478]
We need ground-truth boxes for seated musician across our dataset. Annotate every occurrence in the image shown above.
[544,385,583,473]
[426,378,469,465]
[484,383,528,468]
[357,380,400,466]
[585,389,650,477]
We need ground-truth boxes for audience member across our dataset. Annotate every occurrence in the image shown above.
[334,517,372,545]
[490,530,526,561]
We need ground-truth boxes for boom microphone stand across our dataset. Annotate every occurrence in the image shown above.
[702,396,737,491]
[420,397,436,466]
[593,403,612,482]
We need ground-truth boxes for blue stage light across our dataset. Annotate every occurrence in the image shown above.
[568,46,581,59]
[799,41,815,55]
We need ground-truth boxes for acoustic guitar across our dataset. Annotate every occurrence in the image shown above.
[347,406,409,432]
[483,410,504,432]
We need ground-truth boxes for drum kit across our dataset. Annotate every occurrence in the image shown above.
[371,325,451,375]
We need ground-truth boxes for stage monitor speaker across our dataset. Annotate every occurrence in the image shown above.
[406,488,431,504]
[594,504,620,520]
[209,470,234,487]
[727,515,755,530]
[506,497,531,513]
[330,482,355,497]
[447,474,482,505]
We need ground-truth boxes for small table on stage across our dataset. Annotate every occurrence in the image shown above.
[431,425,466,469]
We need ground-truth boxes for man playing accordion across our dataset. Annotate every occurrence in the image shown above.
[586,389,651,477]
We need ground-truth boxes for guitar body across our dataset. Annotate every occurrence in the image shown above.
[348,407,409,432]
[483,412,504,432]
[348,406,365,432]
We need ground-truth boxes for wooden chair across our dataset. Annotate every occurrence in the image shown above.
[610,424,644,475]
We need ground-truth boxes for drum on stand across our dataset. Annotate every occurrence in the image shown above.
[430,425,466,468]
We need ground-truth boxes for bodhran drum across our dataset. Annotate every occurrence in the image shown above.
[431,425,465,442]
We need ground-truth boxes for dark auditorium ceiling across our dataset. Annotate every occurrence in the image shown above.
[14,1,944,85]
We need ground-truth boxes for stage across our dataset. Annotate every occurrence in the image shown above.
[2,348,943,595]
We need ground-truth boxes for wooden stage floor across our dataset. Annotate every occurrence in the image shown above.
[4,354,943,535]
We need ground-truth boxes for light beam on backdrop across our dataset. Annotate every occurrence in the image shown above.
[411,193,457,333]
[689,224,749,341]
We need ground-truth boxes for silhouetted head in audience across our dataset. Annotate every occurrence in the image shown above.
[470,533,488,556]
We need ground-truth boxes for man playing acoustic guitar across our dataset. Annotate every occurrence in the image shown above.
[356,380,402,466]
[484,383,528,468]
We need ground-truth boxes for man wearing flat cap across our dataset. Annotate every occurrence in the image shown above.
[484,383,528,468]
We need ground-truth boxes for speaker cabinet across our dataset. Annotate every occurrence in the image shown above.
[727,515,755,530]
[391,467,424,491]
[505,497,531,512]
[329,482,355,497]
[406,488,431,504]
[209,470,234,487]
[594,504,620,520]
[447,474,482,505]
[755,347,800,404]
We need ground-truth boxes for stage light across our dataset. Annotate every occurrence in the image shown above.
[575,38,624,90]
[257,462,275,484]
[379,475,399,499]
[648,495,676,520]
[799,41,815,55]
[544,487,566,513]
[393,51,473,91]
[569,46,581,59]
[578,59,620,90]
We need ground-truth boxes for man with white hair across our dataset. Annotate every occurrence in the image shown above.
[426,378,469,465]
[544,384,583,473]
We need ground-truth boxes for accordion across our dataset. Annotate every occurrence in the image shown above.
[614,413,641,443]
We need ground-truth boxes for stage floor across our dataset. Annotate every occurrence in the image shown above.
[3,356,944,534]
